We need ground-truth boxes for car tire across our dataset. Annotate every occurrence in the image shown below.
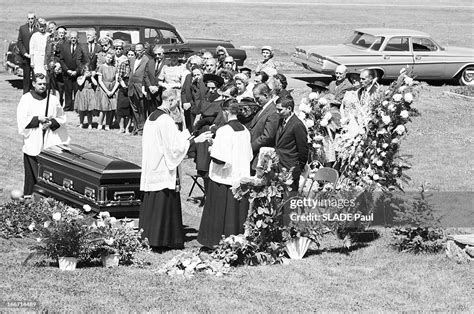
[459,66,474,86]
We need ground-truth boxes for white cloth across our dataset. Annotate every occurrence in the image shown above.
[17,92,70,156]
[29,32,50,74]
[209,123,253,186]
[140,113,190,191]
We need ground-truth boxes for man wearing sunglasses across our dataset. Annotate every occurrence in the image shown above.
[17,12,39,93]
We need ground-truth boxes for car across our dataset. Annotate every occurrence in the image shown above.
[291,28,474,85]
[4,15,247,73]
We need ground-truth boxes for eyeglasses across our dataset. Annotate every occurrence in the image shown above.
[114,47,123,50]
[205,64,214,67]
[224,61,233,64]
[335,72,344,75]
[208,86,217,91]
[276,107,285,112]
[155,53,163,56]
[101,44,109,47]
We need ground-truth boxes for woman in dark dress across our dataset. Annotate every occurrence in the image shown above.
[198,99,253,248]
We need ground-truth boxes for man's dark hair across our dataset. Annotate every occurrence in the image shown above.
[33,73,46,82]
[277,96,295,111]
[273,73,287,89]
[256,71,269,83]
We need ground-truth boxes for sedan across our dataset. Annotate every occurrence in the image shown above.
[291,28,474,85]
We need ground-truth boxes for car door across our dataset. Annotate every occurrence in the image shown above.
[380,36,414,79]
[411,37,446,79]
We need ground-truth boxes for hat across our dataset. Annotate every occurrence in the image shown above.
[203,74,224,88]
[261,45,273,53]
[306,80,328,91]
[165,47,181,54]
[37,18,47,26]
[240,97,259,107]
[239,66,252,73]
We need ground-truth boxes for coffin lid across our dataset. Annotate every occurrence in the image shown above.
[40,144,140,174]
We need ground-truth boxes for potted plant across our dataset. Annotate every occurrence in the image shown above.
[282,219,324,260]
[89,212,149,267]
[29,208,93,270]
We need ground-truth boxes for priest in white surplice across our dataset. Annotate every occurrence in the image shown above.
[140,90,212,249]
[17,73,70,197]
[198,99,253,248]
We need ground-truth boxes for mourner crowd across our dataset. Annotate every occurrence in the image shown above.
[17,13,381,251]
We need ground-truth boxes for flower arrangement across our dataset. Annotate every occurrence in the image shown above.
[336,70,421,190]
[89,211,150,266]
[0,198,64,239]
[29,206,94,261]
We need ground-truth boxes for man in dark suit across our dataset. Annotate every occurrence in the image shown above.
[59,31,84,111]
[17,12,38,93]
[144,45,166,117]
[248,83,280,172]
[128,43,152,135]
[274,97,309,225]
[82,30,101,71]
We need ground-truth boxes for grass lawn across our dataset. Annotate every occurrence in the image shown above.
[1,0,473,311]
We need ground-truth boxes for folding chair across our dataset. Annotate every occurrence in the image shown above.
[187,173,205,205]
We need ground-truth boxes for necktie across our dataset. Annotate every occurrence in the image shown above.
[89,44,92,54]
[71,44,75,54]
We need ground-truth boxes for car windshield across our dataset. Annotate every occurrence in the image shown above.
[345,31,384,50]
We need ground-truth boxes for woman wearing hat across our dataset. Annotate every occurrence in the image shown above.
[158,48,189,129]
[198,99,253,249]
[234,73,254,102]
[96,36,114,67]
[255,45,277,74]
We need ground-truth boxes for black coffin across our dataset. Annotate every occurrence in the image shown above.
[33,144,142,218]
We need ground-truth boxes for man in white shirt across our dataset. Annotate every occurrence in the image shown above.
[29,18,49,75]
[17,73,70,197]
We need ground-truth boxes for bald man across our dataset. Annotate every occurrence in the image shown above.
[59,31,85,111]
[328,65,353,103]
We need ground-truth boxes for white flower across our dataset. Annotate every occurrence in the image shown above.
[28,223,35,231]
[381,152,386,157]
[373,174,380,180]
[398,86,407,92]
[364,158,369,163]
[400,110,409,119]
[388,104,396,112]
[299,102,312,114]
[305,119,314,128]
[308,92,319,100]
[377,128,387,135]
[382,100,388,106]
[109,217,117,225]
[99,211,110,219]
[104,238,115,246]
[404,76,414,86]
[66,207,79,216]
[393,169,399,175]
[350,161,356,166]
[376,160,383,167]
[320,119,328,127]
[393,94,403,102]
[318,97,328,106]
[394,125,406,135]
[358,152,363,157]
[36,238,42,242]
[382,143,389,149]
[43,221,51,228]
[404,93,413,103]
[52,212,61,221]
[83,204,92,212]
[382,115,391,125]
[323,112,332,120]
[392,138,399,144]
[96,220,105,228]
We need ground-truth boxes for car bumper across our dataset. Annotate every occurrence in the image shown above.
[291,53,337,75]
